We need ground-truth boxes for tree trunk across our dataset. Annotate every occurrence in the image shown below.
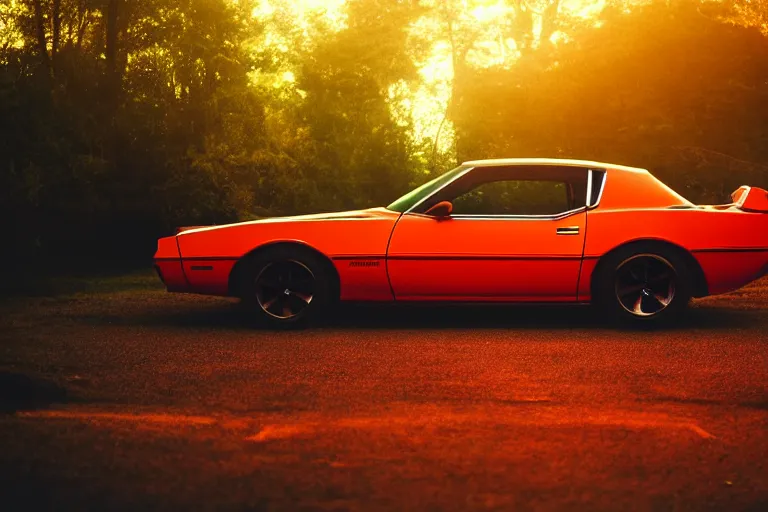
[540,0,561,47]
[103,0,124,175]
[105,0,119,78]
[430,111,448,172]
[512,0,534,54]
[52,0,61,68]
[75,5,90,52]
[442,1,471,163]
[105,0,121,111]
[32,0,52,77]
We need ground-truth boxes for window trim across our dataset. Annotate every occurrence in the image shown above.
[587,169,608,208]
[447,206,588,221]
[406,164,607,219]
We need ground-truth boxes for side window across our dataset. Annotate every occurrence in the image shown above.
[450,180,572,216]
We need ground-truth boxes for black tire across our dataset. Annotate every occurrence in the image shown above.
[592,242,693,326]
[236,245,336,327]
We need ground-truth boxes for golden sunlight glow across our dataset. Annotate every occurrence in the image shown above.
[564,0,608,19]
[6,0,634,146]
[0,0,24,50]
[411,42,454,151]
[252,0,347,31]
[248,0,347,89]
[470,1,507,23]
[408,0,615,153]
[251,0,275,18]
[239,0,617,154]
[257,0,614,153]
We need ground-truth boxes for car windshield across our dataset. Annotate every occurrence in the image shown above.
[386,165,470,213]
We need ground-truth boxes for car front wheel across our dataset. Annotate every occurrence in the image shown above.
[238,247,334,327]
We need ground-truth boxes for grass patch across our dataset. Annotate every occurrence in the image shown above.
[1,269,163,299]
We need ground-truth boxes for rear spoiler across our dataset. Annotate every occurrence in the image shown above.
[731,186,768,213]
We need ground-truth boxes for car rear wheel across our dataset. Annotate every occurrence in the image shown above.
[238,246,335,327]
[594,243,693,325]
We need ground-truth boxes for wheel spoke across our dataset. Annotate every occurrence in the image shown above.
[257,276,283,290]
[262,296,280,310]
[632,296,645,316]
[627,268,644,283]
[289,291,312,304]
[647,271,670,283]
[284,294,309,314]
[642,293,665,314]
[288,280,314,295]
[617,283,646,297]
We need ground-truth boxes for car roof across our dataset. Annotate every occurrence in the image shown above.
[460,158,648,174]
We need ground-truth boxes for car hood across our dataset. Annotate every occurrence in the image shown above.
[177,207,399,234]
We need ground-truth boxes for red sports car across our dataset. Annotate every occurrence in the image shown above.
[154,158,768,326]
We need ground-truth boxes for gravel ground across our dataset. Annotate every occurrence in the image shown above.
[0,273,766,511]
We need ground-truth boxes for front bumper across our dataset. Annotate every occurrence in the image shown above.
[154,236,189,292]
[154,258,189,292]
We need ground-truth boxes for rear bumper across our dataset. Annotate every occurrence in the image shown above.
[694,249,768,295]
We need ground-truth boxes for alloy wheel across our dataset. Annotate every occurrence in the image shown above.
[614,254,676,318]
[254,260,315,320]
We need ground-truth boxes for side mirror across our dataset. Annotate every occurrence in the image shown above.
[424,200,453,219]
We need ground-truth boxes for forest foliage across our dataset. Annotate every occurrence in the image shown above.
[0,0,767,268]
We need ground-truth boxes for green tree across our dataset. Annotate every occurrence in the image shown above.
[294,0,426,209]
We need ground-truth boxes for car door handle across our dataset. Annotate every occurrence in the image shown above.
[556,226,580,235]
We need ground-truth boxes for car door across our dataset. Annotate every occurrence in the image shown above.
[386,165,591,301]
